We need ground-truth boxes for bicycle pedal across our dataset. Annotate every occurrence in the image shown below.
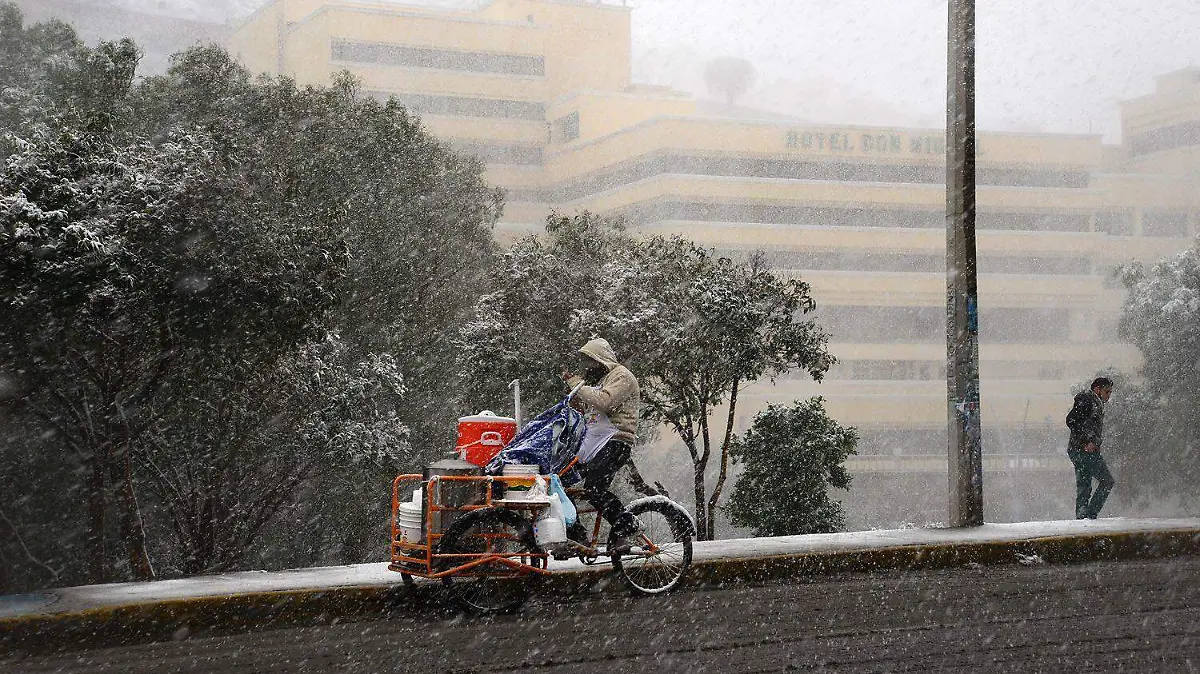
[547,540,592,560]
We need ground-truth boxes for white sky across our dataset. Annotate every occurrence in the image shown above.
[629,0,1200,142]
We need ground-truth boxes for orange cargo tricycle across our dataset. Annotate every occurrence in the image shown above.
[388,400,695,613]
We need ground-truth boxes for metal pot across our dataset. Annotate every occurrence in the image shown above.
[422,458,484,538]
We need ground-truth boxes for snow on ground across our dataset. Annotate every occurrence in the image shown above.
[4,517,1197,619]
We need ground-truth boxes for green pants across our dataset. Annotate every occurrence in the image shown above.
[1067,449,1114,519]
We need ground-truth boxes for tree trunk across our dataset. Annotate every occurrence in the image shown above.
[86,450,109,583]
[706,379,740,540]
[110,446,154,580]
[692,462,708,541]
[694,400,713,541]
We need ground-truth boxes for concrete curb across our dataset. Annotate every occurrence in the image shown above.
[3,527,1198,655]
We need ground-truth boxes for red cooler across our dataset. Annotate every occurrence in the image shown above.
[456,411,517,466]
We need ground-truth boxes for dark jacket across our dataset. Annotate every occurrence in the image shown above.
[1066,390,1105,451]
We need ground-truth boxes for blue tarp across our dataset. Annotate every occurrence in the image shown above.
[485,399,584,486]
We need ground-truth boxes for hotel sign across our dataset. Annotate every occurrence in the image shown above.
[786,129,947,156]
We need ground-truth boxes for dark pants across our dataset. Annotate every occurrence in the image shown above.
[1068,449,1115,519]
[580,440,637,536]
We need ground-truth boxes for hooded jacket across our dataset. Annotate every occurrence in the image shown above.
[565,338,640,444]
[1066,389,1105,451]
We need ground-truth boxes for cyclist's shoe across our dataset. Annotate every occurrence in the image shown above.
[548,538,591,561]
[608,517,644,556]
[547,542,576,561]
[608,535,634,556]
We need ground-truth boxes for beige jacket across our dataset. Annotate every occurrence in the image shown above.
[566,338,640,444]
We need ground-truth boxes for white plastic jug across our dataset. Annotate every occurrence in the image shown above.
[534,494,568,546]
[534,516,567,547]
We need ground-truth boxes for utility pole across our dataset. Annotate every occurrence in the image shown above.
[946,0,984,526]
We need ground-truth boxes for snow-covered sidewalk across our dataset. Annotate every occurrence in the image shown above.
[3,517,1198,622]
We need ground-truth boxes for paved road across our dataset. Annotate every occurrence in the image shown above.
[6,557,1198,673]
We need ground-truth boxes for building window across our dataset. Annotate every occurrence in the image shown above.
[545,153,1091,202]
[332,40,545,76]
[1129,120,1200,156]
[449,141,543,165]
[977,255,1093,275]
[714,248,1092,276]
[549,153,1094,200]
[1095,210,1135,236]
[1142,210,1190,237]
[814,305,944,343]
[366,91,545,120]
[823,359,946,381]
[616,201,943,229]
[616,200,1093,234]
[977,167,1089,188]
[975,212,1090,233]
[502,188,543,203]
[978,308,1071,344]
[552,111,580,143]
[808,305,1072,344]
[821,358,1090,382]
[853,428,946,456]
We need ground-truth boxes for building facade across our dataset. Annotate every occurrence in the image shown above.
[229,0,1199,523]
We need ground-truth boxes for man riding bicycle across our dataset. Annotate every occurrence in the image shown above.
[562,338,642,554]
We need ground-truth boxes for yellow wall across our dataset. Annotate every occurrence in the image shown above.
[477,0,632,98]
[548,91,696,145]
[226,1,1199,450]
[226,1,282,75]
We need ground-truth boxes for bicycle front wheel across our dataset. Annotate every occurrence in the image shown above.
[610,499,694,595]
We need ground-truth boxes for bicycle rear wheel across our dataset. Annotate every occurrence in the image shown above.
[610,499,694,595]
[436,508,544,613]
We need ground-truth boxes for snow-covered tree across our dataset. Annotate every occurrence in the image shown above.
[616,238,835,539]
[725,399,856,537]
[1,8,506,587]
[139,338,409,574]
[0,3,138,136]
[703,56,757,107]
[0,124,350,582]
[0,2,81,134]
[457,213,836,540]
[127,47,504,464]
[457,212,633,414]
[1105,239,1200,513]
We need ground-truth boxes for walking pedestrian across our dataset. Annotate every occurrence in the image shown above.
[1065,377,1115,519]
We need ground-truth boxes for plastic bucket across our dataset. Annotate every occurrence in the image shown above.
[397,492,424,544]
[457,411,517,466]
[501,464,541,500]
[501,465,540,491]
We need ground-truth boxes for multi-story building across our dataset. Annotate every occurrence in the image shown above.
[228,0,1199,525]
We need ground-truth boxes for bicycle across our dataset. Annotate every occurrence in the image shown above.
[389,468,695,613]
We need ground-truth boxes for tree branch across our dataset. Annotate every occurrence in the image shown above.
[0,504,60,583]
